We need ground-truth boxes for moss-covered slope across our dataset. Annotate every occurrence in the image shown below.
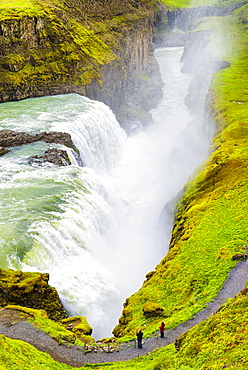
[92,288,248,369]
[0,333,75,370]
[0,268,67,321]
[0,305,93,345]
[113,4,248,341]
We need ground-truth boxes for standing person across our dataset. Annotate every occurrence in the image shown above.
[136,330,143,349]
[159,322,166,338]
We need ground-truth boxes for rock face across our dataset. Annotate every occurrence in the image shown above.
[0,147,10,156]
[0,0,164,129]
[29,148,71,166]
[0,129,77,165]
[153,2,246,47]
[167,3,246,31]
[0,268,67,321]
[0,129,74,148]
[0,1,245,130]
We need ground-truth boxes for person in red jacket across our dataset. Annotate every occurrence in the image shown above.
[159,322,166,338]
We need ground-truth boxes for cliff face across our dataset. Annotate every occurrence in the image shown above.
[0,0,163,129]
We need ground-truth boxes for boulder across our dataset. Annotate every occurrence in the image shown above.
[142,302,164,318]
[0,146,10,156]
[0,129,80,165]
[29,148,71,166]
[0,129,35,147]
[0,129,75,149]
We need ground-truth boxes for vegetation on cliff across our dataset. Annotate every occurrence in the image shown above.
[113,3,248,342]
[0,0,117,100]
[0,268,67,321]
[89,288,248,369]
[0,0,158,109]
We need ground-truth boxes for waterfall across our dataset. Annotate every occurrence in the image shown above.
[0,47,214,340]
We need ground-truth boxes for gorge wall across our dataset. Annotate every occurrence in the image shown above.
[0,0,165,130]
[0,0,244,130]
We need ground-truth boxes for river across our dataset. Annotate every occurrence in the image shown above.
[0,46,214,339]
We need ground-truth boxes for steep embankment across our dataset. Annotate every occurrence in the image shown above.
[0,0,164,129]
[113,3,248,342]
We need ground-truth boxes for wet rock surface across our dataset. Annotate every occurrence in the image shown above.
[0,129,79,166]
[0,146,10,156]
[0,260,246,366]
[29,148,71,167]
[0,129,74,149]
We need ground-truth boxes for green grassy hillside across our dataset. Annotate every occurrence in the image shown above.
[90,288,248,369]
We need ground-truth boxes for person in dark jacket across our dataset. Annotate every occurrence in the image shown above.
[159,322,166,338]
[136,330,143,348]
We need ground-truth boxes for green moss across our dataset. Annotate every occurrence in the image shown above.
[2,305,87,346]
[0,0,33,7]
[0,268,67,321]
[82,290,248,370]
[0,0,45,20]
[142,302,164,318]
[61,316,94,343]
[0,0,118,93]
[0,334,75,370]
[1,289,248,368]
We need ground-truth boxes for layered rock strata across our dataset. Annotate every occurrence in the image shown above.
[0,0,164,129]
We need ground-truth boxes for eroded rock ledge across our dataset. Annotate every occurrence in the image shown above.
[0,129,74,148]
[0,129,78,166]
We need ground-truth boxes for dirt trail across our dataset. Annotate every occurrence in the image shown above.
[0,260,246,367]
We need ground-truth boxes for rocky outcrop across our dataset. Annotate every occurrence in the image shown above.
[142,302,164,319]
[0,129,74,148]
[29,148,71,166]
[0,147,10,156]
[0,269,67,321]
[0,129,78,165]
[61,316,93,337]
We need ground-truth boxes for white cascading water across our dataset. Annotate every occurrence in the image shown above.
[0,47,214,339]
